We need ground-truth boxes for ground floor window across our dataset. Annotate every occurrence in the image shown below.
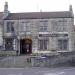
[39,39,48,50]
[5,38,16,50]
[58,39,68,50]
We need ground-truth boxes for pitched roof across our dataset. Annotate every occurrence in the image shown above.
[5,11,73,20]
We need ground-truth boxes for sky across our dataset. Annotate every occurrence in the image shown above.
[0,0,75,22]
[0,0,74,12]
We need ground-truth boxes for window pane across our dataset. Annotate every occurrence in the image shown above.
[21,22,31,32]
[44,40,47,49]
[58,40,62,49]
[7,22,10,32]
[58,39,68,50]
[63,40,68,49]
[52,20,67,32]
[39,21,48,32]
[11,23,14,32]
[57,21,64,32]
[7,22,14,32]
[39,40,43,50]
[39,39,48,50]
[44,26,47,31]
[5,38,14,50]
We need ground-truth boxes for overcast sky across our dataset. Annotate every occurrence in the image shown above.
[0,0,74,12]
[0,0,75,22]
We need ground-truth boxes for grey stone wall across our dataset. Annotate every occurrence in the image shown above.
[3,17,74,53]
[31,51,75,67]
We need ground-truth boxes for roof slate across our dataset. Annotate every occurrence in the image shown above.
[5,11,73,20]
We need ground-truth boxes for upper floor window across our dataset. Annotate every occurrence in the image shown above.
[6,22,14,33]
[21,22,31,32]
[52,19,68,32]
[39,21,48,32]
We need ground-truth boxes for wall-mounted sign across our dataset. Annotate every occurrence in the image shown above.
[39,33,68,37]
[39,34,58,37]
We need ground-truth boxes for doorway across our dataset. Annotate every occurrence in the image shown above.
[20,38,32,55]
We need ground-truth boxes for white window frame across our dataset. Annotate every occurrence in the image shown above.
[52,19,67,32]
[38,39,48,50]
[20,22,31,32]
[58,39,68,50]
[39,21,48,32]
[6,22,14,33]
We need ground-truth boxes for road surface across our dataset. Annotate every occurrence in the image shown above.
[0,67,75,75]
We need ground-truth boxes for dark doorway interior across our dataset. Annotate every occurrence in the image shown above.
[20,39,32,55]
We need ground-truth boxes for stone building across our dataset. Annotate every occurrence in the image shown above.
[0,2,74,55]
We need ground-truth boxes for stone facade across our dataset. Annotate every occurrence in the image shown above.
[0,2,74,55]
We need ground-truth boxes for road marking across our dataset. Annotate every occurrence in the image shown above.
[63,68,75,71]
[58,72,65,75]
[8,74,17,75]
[44,73,57,75]
[35,70,50,74]
[44,72,65,75]
[8,73,23,75]
[0,68,25,69]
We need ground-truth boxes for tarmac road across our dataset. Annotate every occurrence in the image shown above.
[0,67,75,75]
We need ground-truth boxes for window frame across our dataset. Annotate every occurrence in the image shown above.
[58,39,68,50]
[6,22,14,33]
[38,39,48,50]
[20,21,31,32]
[52,19,67,32]
[39,21,48,32]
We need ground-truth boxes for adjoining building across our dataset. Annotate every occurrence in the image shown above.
[0,2,74,55]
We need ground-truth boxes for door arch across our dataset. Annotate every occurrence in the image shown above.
[20,38,32,55]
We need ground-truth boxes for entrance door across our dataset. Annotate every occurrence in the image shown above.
[20,39,32,54]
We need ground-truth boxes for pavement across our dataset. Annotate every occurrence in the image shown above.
[0,67,75,75]
[0,56,31,68]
